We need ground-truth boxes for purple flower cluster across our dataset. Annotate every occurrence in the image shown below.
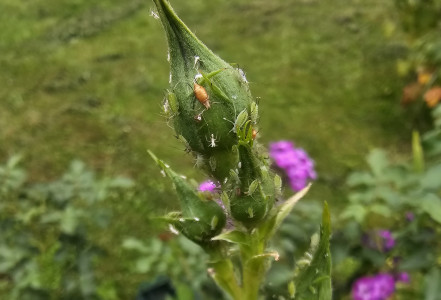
[352,272,410,300]
[269,141,317,191]
[363,230,395,252]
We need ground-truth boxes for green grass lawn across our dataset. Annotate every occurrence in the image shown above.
[0,0,411,297]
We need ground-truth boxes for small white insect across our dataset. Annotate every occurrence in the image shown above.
[194,73,203,81]
[163,98,170,113]
[238,162,242,169]
[169,72,172,84]
[238,68,248,83]
[160,170,166,177]
[232,95,237,100]
[208,134,218,148]
[194,56,200,68]
[150,9,159,19]
[169,224,179,235]
[194,217,200,221]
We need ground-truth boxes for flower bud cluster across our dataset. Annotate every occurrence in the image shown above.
[152,0,278,231]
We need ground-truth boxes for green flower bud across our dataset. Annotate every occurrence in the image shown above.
[152,0,256,182]
[228,143,276,228]
[148,151,226,244]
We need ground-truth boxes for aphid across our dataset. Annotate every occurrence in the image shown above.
[250,101,259,124]
[194,56,200,69]
[209,156,216,171]
[252,129,258,140]
[194,82,210,109]
[207,133,218,148]
[150,9,159,19]
[238,68,248,83]
[177,135,191,153]
[162,98,170,114]
[167,91,179,115]
[194,154,204,168]
[194,113,202,122]
[246,179,259,195]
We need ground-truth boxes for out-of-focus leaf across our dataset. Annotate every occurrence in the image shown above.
[424,268,441,300]
[122,238,150,253]
[367,149,389,177]
[420,193,441,224]
[294,202,332,300]
[420,164,441,190]
[60,207,81,235]
[369,204,391,217]
[346,172,374,187]
[340,204,366,223]
[400,249,434,270]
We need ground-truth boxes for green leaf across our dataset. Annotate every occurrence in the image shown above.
[346,172,374,187]
[369,204,391,217]
[262,184,311,239]
[294,202,332,300]
[211,230,249,245]
[340,204,366,223]
[366,149,389,177]
[420,193,441,224]
[424,268,441,300]
[420,164,441,190]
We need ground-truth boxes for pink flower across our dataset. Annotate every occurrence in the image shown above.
[198,180,217,192]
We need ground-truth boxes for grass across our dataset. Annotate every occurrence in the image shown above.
[0,0,411,298]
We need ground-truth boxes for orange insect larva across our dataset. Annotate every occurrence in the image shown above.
[193,83,210,109]
[252,129,258,140]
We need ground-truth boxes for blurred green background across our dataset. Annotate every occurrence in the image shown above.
[1,0,432,299]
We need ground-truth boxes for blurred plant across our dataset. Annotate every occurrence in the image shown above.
[391,0,441,127]
[269,141,317,192]
[148,1,331,299]
[0,156,134,300]
[333,125,441,298]
[351,272,410,300]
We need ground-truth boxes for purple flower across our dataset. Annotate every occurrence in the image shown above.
[352,273,395,300]
[396,272,410,283]
[405,212,415,222]
[378,230,395,251]
[269,141,317,191]
[198,180,217,192]
[363,230,395,252]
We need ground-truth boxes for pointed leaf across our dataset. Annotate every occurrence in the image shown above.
[294,201,332,300]
[211,230,249,245]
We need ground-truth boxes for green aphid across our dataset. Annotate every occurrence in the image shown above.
[246,179,259,196]
[247,207,254,218]
[234,109,249,134]
[250,101,259,124]
[274,174,282,197]
[167,91,179,114]
[229,169,240,184]
[209,156,217,171]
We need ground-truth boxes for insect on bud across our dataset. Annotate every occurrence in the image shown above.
[152,0,257,180]
[148,151,226,244]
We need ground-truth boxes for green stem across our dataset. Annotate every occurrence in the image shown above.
[207,244,242,299]
[239,236,267,300]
